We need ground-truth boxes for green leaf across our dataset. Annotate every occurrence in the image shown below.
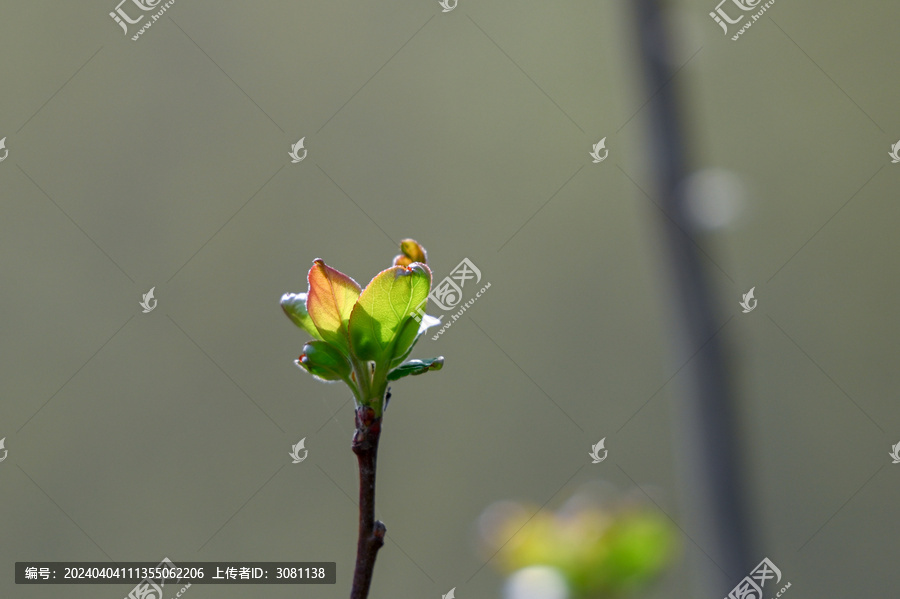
[306,259,361,353]
[390,313,442,369]
[387,357,444,381]
[280,292,322,340]
[296,340,352,381]
[348,263,432,363]
[387,316,420,367]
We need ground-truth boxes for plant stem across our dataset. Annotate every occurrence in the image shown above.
[350,405,385,599]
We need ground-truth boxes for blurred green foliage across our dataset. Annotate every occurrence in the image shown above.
[480,485,677,598]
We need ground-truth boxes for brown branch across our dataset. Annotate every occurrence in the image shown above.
[350,405,385,599]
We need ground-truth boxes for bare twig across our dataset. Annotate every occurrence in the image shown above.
[350,405,386,599]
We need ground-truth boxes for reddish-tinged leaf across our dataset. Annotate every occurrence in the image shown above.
[306,259,361,353]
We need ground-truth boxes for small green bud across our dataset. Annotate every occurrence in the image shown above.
[392,238,427,267]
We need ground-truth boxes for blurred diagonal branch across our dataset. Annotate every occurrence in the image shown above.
[631,0,755,586]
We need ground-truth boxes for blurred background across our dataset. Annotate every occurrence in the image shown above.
[1,0,899,597]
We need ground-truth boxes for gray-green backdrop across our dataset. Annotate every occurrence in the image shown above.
[2,0,898,597]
